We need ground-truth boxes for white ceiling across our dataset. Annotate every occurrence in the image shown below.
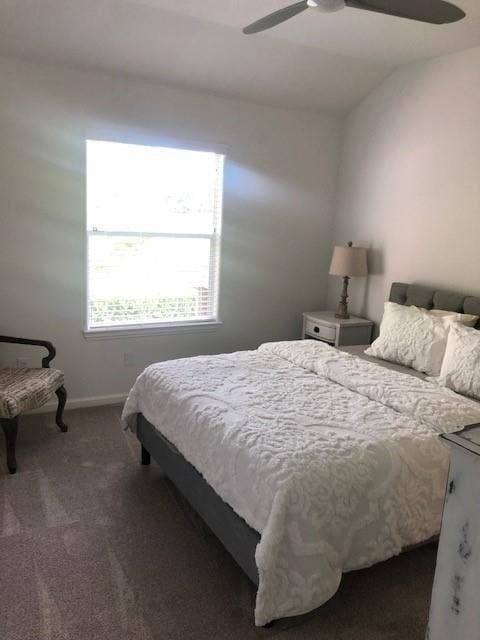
[0,0,478,113]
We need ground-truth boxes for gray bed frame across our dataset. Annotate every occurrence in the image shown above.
[136,282,480,600]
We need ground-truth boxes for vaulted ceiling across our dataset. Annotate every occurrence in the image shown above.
[0,0,478,112]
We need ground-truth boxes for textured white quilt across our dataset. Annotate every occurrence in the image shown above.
[122,340,480,626]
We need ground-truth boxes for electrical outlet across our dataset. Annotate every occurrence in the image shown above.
[16,358,29,368]
[123,352,134,367]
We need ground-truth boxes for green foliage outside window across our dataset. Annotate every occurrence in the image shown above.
[90,296,197,325]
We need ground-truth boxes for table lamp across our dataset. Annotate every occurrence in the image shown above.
[329,241,368,319]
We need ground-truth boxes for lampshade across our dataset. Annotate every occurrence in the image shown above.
[329,244,368,277]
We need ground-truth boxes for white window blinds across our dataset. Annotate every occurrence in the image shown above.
[86,140,224,329]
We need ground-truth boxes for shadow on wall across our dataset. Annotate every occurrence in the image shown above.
[361,247,384,322]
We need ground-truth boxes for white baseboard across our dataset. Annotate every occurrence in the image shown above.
[29,393,128,414]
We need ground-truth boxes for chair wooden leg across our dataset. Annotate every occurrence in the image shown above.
[55,385,68,432]
[1,417,18,474]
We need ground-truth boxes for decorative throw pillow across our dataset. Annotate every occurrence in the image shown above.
[428,309,479,327]
[437,323,480,400]
[365,302,460,376]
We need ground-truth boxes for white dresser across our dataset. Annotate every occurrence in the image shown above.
[427,423,480,640]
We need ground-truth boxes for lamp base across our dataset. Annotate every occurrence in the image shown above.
[335,276,350,319]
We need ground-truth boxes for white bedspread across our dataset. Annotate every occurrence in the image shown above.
[122,340,480,626]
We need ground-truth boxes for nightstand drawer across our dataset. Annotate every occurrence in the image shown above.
[304,320,336,343]
[302,310,373,347]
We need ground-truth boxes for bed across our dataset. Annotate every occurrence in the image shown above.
[122,282,480,626]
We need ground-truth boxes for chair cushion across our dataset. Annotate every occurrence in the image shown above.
[0,368,64,419]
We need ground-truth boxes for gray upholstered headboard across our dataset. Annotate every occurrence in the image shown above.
[389,282,480,330]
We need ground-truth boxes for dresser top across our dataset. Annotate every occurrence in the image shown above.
[303,310,373,328]
[442,423,480,457]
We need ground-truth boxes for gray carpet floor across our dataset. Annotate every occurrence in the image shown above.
[0,405,437,640]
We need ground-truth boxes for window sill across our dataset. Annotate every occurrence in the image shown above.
[83,320,222,341]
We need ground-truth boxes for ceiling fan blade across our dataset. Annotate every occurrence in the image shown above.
[243,1,309,34]
[345,0,466,24]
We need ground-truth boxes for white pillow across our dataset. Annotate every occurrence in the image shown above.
[437,323,480,400]
[428,309,479,327]
[365,301,460,376]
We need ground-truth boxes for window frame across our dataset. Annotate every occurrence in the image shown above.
[83,139,224,339]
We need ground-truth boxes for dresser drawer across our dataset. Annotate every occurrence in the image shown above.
[304,319,336,343]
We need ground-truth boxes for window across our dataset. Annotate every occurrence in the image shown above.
[86,140,224,333]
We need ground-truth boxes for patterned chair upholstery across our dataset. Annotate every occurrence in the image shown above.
[0,368,65,419]
[0,335,68,474]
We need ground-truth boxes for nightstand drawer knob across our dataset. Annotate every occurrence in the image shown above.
[314,326,319,333]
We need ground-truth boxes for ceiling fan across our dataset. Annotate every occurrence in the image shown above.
[243,0,466,34]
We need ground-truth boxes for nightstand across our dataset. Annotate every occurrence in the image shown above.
[302,311,373,347]
[427,423,480,640]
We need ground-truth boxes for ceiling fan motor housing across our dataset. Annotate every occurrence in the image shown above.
[307,0,346,12]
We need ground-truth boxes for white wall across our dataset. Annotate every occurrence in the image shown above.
[0,57,340,404]
[328,46,480,326]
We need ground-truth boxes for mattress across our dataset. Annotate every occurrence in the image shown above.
[122,340,480,625]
